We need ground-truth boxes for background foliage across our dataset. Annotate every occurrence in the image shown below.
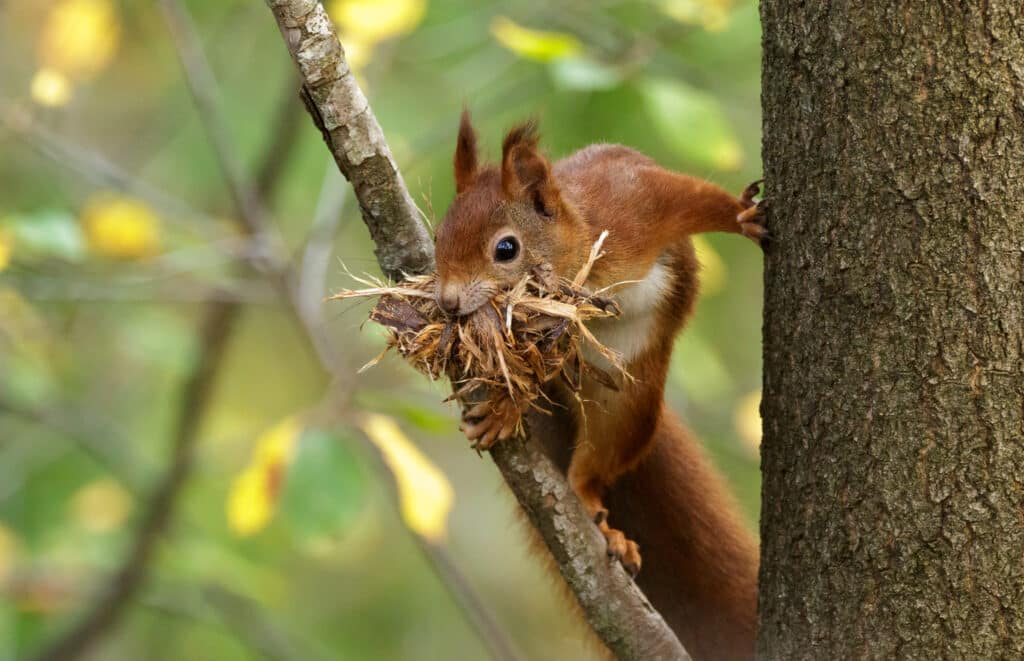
[0,1,762,659]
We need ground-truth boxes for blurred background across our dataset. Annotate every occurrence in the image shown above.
[0,0,762,659]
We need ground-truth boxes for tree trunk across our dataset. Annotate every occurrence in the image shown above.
[759,3,1024,658]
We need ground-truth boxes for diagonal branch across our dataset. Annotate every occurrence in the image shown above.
[266,0,433,282]
[263,2,689,659]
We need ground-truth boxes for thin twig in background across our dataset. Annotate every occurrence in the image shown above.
[0,104,221,234]
[28,1,523,659]
[264,1,690,659]
[0,394,144,496]
[31,301,239,661]
[157,0,274,245]
[254,75,306,196]
[29,4,296,658]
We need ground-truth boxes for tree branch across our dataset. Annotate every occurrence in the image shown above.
[31,301,238,661]
[263,2,689,659]
[266,0,433,281]
[29,6,286,657]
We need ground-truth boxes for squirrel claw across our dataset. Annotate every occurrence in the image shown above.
[740,179,763,207]
[737,198,768,248]
[459,399,518,450]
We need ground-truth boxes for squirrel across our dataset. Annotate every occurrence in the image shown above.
[433,111,763,660]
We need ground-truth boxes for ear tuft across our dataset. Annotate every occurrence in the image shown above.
[501,119,557,209]
[454,109,478,194]
[501,119,540,160]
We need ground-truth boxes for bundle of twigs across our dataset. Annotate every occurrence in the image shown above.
[331,232,628,449]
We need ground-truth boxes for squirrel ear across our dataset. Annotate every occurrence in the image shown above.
[454,110,478,194]
[501,120,559,217]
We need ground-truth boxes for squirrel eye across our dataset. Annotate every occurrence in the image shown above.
[494,236,520,262]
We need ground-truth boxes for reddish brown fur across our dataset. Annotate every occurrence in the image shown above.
[436,115,762,660]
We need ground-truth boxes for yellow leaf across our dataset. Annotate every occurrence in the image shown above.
[80,191,161,259]
[38,0,121,81]
[30,68,73,107]
[711,140,743,171]
[331,0,426,44]
[734,389,762,452]
[490,16,583,62]
[657,0,734,32]
[692,235,727,296]
[226,417,302,536]
[70,478,133,533]
[0,228,12,271]
[361,414,452,542]
[0,522,19,584]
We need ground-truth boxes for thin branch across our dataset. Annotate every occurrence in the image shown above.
[0,103,223,233]
[266,0,433,281]
[157,0,274,244]
[0,395,144,496]
[31,300,239,661]
[263,2,689,659]
[28,7,299,658]
[254,75,306,196]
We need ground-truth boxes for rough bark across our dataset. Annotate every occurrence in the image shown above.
[759,2,1024,658]
[264,1,689,658]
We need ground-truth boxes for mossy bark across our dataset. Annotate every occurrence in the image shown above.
[759,2,1024,657]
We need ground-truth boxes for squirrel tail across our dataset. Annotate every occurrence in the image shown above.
[606,413,759,660]
[528,398,758,660]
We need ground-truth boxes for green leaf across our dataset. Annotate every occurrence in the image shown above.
[3,210,86,262]
[639,77,743,171]
[395,404,453,434]
[549,57,622,91]
[279,429,368,542]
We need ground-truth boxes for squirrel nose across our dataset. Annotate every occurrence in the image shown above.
[438,290,460,315]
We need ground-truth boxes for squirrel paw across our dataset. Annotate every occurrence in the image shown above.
[737,180,769,248]
[602,525,642,578]
[459,399,518,451]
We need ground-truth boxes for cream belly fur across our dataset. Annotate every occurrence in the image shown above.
[585,261,674,368]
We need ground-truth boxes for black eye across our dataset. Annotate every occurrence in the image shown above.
[494,236,519,262]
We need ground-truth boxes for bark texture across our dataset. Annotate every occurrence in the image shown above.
[265,1,688,657]
[760,2,1024,658]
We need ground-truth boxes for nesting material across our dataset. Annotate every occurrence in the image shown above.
[330,232,630,448]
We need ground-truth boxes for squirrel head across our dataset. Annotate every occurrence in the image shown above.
[434,112,587,316]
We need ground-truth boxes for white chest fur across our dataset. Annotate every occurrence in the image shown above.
[585,262,673,366]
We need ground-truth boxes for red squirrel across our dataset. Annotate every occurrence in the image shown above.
[434,112,763,660]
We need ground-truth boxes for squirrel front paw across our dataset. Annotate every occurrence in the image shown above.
[594,509,642,577]
[459,398,519,451]
[737,179,769,247]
